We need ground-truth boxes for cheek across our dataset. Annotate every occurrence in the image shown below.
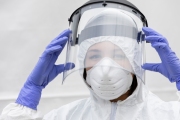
[85,57,100,69]
[115,60,133,71]
[85,58,93,71]
[86,66,92,71]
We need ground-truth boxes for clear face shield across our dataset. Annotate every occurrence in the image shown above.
[64,3,146,86]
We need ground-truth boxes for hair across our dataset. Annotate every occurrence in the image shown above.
[129,75,137,95]
[83,68,138,95]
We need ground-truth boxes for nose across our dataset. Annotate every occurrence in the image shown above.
[101,66,111,82]
[102,66,110,75]
[100,58,112,75]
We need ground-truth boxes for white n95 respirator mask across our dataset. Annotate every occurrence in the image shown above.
[86,57,133,100]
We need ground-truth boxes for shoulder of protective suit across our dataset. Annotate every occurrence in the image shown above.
[143,91,180,119]
[43,98,91,120]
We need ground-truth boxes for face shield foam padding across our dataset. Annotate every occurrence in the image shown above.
[78,8,138,44]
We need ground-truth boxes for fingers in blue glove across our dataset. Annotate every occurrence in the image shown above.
[151,42,171,53]
[43,45,63,56]
[142,27,162,36]
[47,36,68,49]
[142,27,171,56]
[46,63,75,83]
[64,62,75,71]
[176,81,180,91]
[52,36,68,45]
[43,36,69,57]
[145,36,168,44]
[142,63,161,72]
[54,29,72,41]
[54,62,75,74]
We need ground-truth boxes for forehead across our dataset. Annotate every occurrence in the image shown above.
[87,41,123,52]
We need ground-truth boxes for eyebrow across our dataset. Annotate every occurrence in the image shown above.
[88,49,101,52]
[88,49,123,52]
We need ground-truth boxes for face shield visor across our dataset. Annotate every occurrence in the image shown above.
[63,3,146,84]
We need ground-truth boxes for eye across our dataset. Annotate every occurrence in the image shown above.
[89,54,101,60]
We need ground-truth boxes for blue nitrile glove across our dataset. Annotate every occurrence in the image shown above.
[142,27,180,90]
[16,29,75,110]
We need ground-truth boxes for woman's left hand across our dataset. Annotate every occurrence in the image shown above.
[142,27,180,90]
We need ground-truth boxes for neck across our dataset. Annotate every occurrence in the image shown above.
[110,90,131,102]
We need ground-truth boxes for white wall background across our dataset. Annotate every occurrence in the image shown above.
[0,0,180,115]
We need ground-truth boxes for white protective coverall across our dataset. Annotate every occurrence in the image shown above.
[1,36,180,120]
[1,79,180,120]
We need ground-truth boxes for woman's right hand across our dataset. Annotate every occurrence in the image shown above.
[16,29,75,110]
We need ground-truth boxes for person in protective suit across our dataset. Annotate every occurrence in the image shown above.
[1,0,180,120]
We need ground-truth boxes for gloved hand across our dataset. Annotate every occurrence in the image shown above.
[142,27,180,90]
[16,29,75,110]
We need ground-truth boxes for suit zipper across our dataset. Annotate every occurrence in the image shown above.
[110,102,117,120]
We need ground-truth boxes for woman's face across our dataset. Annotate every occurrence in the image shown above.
[85,41,133,72]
